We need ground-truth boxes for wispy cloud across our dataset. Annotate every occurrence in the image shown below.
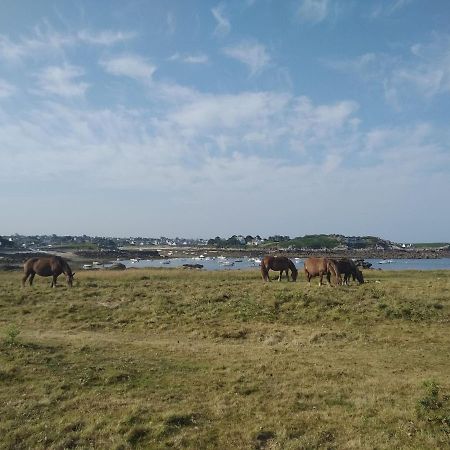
[297,0,330,24]
[0,79,16,98]
[223,40,270,75]
[35,64,89,97]
[369,0,413,19]
[1,83,448,239]
[166,12,176,35]
[100,54,156,81]
[212,4,231,36]
[0,27,135,64]
[324,33,450,106]
[77,30,136,45]
[168,52,209,64]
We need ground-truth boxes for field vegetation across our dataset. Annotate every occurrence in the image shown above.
[1,268,449,449]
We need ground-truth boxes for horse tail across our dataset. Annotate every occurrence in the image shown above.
[327,259,340,285]
[289,260,298,281]
[260,259,269,281]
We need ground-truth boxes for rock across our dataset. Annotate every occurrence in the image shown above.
[182,264,203,269]
[106,262,127,270]
[354,259,372,269]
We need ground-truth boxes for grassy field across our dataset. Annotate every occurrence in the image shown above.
[1,268,449,449]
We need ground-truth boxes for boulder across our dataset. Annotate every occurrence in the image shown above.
[106,262,127,271]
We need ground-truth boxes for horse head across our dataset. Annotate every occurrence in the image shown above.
[355,269,364,284]
[290,264,298,281]
[66,272,75,287]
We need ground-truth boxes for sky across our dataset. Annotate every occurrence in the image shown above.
[1,0,449,242]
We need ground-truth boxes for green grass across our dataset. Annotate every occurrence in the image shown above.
[412,243,449,249]
[1,268,449,449]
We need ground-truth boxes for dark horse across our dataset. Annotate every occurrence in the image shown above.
[334,258,364,285]
[22,256,75,288]
[261,256,298,282]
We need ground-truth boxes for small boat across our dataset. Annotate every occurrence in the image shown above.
[130,258,139,263]
[83,264,93,270]
[378,259,393,264]
[92,261,102,266]
[220,261,234,267]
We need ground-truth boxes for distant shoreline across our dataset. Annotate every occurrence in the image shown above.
[2,246,450,271]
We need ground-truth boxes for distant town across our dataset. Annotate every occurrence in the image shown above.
[1,233,448,252]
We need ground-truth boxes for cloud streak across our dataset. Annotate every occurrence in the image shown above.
[35,64,89,97]
[212,4,231,36]
[100,54,156,81]
[223,40,270,75]
[324,33,450,106]
[0,79,16,98]
[0,27,135,64]
[297,0,330,24]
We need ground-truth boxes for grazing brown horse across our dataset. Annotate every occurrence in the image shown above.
[22,256,75,288]
[303,257,339,286]
[334,258,364,285]
[261,256,298,282]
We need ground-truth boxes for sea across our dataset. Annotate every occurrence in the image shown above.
[109,257,450,271]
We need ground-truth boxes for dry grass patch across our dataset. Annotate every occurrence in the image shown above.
[0,268,449,448]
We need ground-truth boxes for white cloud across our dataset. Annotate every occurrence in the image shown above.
[166,12,176,35]
[324,33,450,105]
[168,52,209,64]
[223,40,270,75]
[77,30,136,45]
[369,0,413,19]
[100,54,156,81]
[297,0,330,24]
[1,84,449,239]
[35,64,89,98]
[0,79,16,98]
[167,91,290,137]
[0,27,135,64]
[212,4,231,36]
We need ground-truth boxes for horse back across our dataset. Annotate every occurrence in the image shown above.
[304,257,328,275]
[263,256,291,271]
[24,256,64,276]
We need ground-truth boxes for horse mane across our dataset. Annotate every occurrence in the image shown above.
[328,259,341,279]
[54,255,72,275]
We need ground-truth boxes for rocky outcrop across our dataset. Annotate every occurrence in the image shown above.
[182,264,204,269]
[106,262,127,270]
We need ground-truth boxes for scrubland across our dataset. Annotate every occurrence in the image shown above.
[0,268,449,449]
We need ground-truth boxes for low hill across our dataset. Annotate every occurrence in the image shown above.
[262,234,393,250]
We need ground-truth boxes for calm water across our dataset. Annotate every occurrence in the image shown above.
[108,257,450,271]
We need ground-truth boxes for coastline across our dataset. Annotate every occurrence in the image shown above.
[1,246,450,271]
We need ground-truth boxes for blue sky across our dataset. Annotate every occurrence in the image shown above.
[1,0,449,241]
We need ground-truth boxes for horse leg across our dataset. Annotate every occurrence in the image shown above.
[319,272,324,286]
[22,272,29,287]
[29,273,35,286]
[304,269,311,286]
[278,271,282,282]
[51,274,58,288]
